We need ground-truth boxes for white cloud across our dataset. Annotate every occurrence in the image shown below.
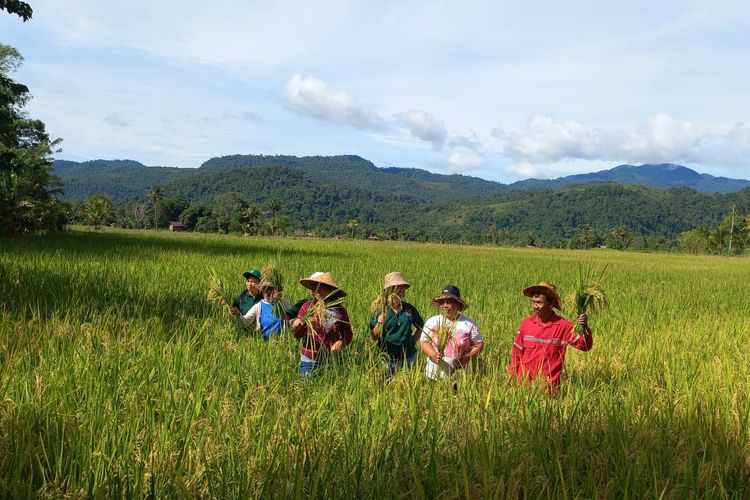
[283,74,387,131]
[431,152,486,173]
[395,110,447,149]
[493,113,743,169]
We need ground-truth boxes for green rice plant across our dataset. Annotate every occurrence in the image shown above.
[568,263,609,333]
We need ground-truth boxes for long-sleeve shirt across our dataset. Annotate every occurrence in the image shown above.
[240,297,293,339]
[293,302,353,360]
[508,314,593,389]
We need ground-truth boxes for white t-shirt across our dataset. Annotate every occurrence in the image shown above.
[420,314,483,380]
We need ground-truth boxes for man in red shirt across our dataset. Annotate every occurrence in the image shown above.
[508,282,592,393]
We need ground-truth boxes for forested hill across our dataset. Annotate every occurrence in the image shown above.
[197,154,507,202]
[510,163,750,193]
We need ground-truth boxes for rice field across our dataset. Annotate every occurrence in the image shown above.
[1,227,749,498]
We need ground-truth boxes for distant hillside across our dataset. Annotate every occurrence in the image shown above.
[53,159,196,200]
[510,163,750,193]
[198,154,507,202]
[52,156,750,246]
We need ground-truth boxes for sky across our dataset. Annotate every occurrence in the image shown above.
[2,0,750,183]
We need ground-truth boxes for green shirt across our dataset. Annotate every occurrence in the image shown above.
[369,302,424,359]
[233,291,262,339]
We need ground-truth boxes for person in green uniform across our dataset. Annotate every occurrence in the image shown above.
[228,268,262,339]
[369,272,424,374]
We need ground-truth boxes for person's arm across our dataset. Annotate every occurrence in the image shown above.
[240,302,260,327]
[419,319,441,363]
[370,311,385,341]
[457,322,484,367]
[292,302,310,339]
[569,314,593,351]
[410,305,425,343]
[329,308,352,353]
[508,327,525,376]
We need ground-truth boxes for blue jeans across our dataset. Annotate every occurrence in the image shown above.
[385,352,417,375]
[299,356,323,380]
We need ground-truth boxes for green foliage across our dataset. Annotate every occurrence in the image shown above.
[0,0,32,21]
[83,194,113,230]
[1,44,65,236]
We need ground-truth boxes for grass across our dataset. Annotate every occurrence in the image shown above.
[1,226,749,497]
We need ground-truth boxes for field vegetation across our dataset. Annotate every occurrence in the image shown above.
[1,227,749,497]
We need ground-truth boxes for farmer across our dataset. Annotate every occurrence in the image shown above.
[369,272,424,374]
[419,285,484,380]
[239,282,294,340]
[228,268,263,315]
[508,282,592,394]
[292,272,353,378]
[227,268,263,339]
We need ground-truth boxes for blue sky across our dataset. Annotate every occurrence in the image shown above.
[3,0,750,182]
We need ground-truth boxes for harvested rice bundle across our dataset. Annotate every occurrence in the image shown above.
[568,264,609,333]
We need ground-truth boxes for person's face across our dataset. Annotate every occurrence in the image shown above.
[437,298,460,319]
[392,285,407,298]
[531,294,553,317]
[246,277,259,295]
[262,287,275,300]
[314,283,334,301]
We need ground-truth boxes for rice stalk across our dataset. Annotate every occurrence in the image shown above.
[568,264,609,333]
[207,272,231,314]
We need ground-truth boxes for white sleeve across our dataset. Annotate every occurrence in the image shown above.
[240,302,261,327]
[469,318,484,343]
[420,316,438,343]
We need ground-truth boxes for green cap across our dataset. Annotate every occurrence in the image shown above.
[242,269,262,280]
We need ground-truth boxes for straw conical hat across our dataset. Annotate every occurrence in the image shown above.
[299,272,347,297]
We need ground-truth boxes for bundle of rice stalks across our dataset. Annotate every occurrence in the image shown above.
[369,286,401,324]
[430,316,456,355]
[299,291,346,339]
[207,272,231,314]
[261,261,286,320]
[568,264,609,333]
[260,261,283,292]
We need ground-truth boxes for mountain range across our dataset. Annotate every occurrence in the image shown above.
[53,156,750,202]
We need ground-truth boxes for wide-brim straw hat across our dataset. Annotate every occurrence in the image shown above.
[431,284,468,311]
[259,281,276,291]
[383,271,410,290]
[522,281,563,310]
[299,271,347,297]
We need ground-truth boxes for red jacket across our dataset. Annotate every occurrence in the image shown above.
[508,313,592,389]
[293,301,352,360]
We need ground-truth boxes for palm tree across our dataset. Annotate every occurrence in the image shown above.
[575,224,595,249]
[347,219,359,238]
[84,195,113,230]
[241,203,262,235]
[267,198,281,220]
[148,185,164,229]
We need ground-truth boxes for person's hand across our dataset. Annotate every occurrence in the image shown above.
[377,313,385,324]
[431,350,442,364]
[220,298,228,306]
[293,318,302,328]
[229,306,240,316]
[330,340,344,354]
[576,314,588,327]
[273,290,282,299]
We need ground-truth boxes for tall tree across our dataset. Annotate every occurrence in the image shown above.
[1,44,65,236]
[241,202,262,235]
[266,198,281,220]
[147,184,164,229]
